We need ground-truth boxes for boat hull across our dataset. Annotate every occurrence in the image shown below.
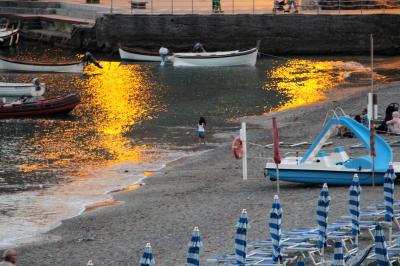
[0,94,80,118]
[0,58,84,73]
[172,48,258,67]
[0,28,18,39]
[265,167,386,185]
[119,48,162,62]
[0,82,45,97]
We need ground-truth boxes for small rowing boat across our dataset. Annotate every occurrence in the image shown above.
[0,78,45,97]
[0,94,80,118]
[0,52,102,73]
[119,46,172,62]
[171,41,260,67]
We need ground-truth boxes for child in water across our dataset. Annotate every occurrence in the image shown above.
[198,117,206,144]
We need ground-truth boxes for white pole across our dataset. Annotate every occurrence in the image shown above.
[241,122,248,180]
[368,92,373,126]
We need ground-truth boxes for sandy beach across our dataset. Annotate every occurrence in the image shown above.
[9,77,400,265]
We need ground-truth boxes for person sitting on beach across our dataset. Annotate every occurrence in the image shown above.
[0,249,17,266]
[198,117,206,144]
[285,0,298,13]
[386,111,400,134]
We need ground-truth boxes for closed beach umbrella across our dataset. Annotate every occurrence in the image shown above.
[374,224,390,266]
[235,209,248,265]
[317,183,330,262]
[187,226,202,266]
[332,241,344,266]
[349,173,361,247]
[140,243,155,266]
[384,163,395,222]
[384,163,396,243]
[269,195,282,263]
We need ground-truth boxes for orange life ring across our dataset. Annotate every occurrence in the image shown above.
[232,136,243,159]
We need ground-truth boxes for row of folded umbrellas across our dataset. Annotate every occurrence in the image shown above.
[138,164,398,266]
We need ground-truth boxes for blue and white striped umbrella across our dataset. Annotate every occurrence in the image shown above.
[187,226,202,266]
[317,183,330,250]
[349,173,361,247]
[374,224,390,266]
[139,243,155,266]
[384,163,396,223]
[235,209,248,265]
[269,195,282,263]
[332,241,345,266]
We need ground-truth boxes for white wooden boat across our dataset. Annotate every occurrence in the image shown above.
[0,52,101,73]
[119,47,166,62]
[171,46,258,67]
[0,78,45,97]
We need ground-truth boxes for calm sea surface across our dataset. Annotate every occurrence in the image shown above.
[0,44,390,246]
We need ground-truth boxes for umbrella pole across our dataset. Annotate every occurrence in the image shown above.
[389,224,392,243]
[321,247,325,266]
[276,164,280,194]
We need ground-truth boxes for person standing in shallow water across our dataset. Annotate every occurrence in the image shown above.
[198,117,206,144]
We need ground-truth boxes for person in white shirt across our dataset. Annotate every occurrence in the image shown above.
[197,117,206,144]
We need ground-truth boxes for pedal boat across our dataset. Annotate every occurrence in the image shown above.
[265,116,399,185]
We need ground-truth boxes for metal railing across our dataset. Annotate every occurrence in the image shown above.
[98,0,400,14]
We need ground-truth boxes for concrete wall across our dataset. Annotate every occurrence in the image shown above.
[94,14,400,55]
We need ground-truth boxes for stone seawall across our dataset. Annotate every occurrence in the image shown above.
[94,14,400,55]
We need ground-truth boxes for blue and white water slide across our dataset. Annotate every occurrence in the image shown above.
[265,116,396,185]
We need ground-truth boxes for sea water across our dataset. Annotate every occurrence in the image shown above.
[0,44,390,247]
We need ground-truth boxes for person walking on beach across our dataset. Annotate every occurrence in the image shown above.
[0,249,17,266]
[198,117,206,144]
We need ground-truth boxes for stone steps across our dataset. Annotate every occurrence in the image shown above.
[0,1,107,20]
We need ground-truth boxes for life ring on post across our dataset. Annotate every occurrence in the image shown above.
[232,136,243,159]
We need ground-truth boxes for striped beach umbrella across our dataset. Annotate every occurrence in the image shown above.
[349,173,361,247]
[374,224,390,266]
[332,241,344,266]
[235,209,248,265]
[269,195,282,263]
[384,163,396,223]
[317,183,330,249]
[140,243,155,266]
[187,226,202,266]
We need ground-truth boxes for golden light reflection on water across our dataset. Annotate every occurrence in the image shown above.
[18,61,164,176]
[266,59,348,112]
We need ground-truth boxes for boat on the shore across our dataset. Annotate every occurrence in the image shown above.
[119,46,169,62]
[0,78,45,97]
[0,94,80,118]
[0,52,101,73]
[265,116,399,185]
[171,42,259,67]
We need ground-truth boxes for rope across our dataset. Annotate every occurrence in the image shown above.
[258,52,291,60]
[247,141,267,147]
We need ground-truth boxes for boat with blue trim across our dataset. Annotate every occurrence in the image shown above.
[265,116,399,185]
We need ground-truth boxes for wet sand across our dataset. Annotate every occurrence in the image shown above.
[11,80,400,265]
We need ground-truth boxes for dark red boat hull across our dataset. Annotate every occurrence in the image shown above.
[0,94,80,118]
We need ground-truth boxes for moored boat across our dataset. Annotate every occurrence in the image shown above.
[0,78,45,97]
[265,116,399,185]
[0,94,80,118]
[171,42,259,67]
[119,47,167,62]
[0,52,101,73]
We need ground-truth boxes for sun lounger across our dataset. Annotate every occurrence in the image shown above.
[342,210,400,229]
[366,250,399,265]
